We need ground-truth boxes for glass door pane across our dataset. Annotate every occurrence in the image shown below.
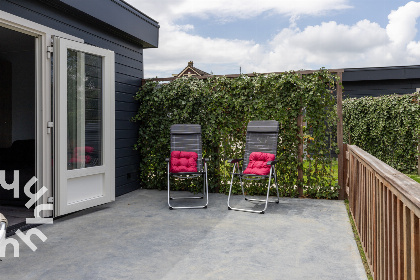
[67,50,103,170]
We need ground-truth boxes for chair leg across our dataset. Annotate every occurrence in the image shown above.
[168,162,208,210]
[260,167,273,213]
[199,162,209,208]
[274,166,280,203]
[240,171,246,201]
[227,163,237,211]
[244,166,279,204]
[228,165,278,214]
[168,163,173,210]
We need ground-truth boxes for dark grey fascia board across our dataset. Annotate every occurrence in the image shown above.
[39,0,159,48]
[343,65,420,82]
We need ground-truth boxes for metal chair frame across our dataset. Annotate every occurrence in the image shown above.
[0,213,7,241]
[227,120,280,214]
[166,124,209,210]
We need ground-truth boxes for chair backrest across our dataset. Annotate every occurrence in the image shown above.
[170,124,203,171]
[243,120,279,171]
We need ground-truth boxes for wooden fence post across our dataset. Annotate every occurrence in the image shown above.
[297,105,304,197]
[337,71,345,200]
[343,143,348,197]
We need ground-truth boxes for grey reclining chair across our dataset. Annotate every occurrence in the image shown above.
[227,120,280,214]
[166,124,209,209]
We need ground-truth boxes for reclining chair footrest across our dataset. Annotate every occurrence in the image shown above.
[245,197,279,203]
[227,206,264,214]
[169,206,207,209]
[170,196,203,200]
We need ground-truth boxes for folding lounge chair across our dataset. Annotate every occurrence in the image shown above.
[166,124,209,209]
[227,120,280,214]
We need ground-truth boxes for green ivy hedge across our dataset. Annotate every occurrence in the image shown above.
[133,70,340,198]
[343,93,420,173]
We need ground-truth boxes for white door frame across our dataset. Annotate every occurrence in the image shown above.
[0,11,82,216]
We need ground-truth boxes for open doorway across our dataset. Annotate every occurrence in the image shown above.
[0,26,36,227]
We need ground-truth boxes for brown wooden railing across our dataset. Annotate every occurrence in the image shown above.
[346,144,420,279]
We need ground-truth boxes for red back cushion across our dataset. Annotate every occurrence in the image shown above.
[170,151,198,173]
[243,152,275,175]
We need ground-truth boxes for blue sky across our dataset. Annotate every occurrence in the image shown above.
[125,0,420,78]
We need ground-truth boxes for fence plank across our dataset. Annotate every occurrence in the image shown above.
[368,171,372,267]
[387,188,392,279]
[392,193,398,280]
[373,176,377,279]
[397,198,404,280]
[411,212,420,279]
[379,181,384,280]
[404,206,411,280]
[383,183,387,280]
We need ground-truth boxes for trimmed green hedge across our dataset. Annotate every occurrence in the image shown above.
[133,70,340,198]
[343,93,420,173]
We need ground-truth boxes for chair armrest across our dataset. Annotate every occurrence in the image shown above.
[203,158,210,162]
[227,158,243,164]
[266,160,278,166]
[165,158,170,162]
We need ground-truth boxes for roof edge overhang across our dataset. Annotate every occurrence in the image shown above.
[343,64,420,82]
[39,0,159,48]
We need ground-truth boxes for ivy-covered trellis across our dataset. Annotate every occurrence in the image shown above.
[133,69,343,199]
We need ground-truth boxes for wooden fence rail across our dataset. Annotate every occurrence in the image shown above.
[347,144,420,279]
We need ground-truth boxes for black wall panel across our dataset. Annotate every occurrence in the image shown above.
[116,101,139,113]
[1,0,152,196]
[116,82,140,94]
[343,66,420,99]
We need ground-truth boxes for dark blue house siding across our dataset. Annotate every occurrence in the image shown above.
[343,66,420,99]
[1,0,159,196]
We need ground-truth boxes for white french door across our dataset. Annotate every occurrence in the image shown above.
[54,37,115,216]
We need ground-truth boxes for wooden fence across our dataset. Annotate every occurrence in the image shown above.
[346,144,420,279]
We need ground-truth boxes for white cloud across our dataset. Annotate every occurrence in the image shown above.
[126,1,420,77]
[387,1,420,45]
[130,0,351,23]
[254,20,390,72]
[144,22,262,77]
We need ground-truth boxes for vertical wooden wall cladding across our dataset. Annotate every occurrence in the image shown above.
[348,145,420,279]
[0,59,12,148]
[1,0,159,196]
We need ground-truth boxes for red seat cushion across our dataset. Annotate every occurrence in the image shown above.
[69,146,94,164]
[170,151,198,173]
[243,152,275,175]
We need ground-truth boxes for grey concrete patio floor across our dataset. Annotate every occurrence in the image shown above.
[1,189,366,280]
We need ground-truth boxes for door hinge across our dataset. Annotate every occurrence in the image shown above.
[47,46,53,58]
[47,197,54,203]
[47,121,54,134]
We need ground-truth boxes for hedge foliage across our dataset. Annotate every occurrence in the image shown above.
[133,70,340,198]
[343,93,420,173]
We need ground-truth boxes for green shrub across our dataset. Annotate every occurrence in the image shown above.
[133,70,340,198]
[343,94,420,173]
